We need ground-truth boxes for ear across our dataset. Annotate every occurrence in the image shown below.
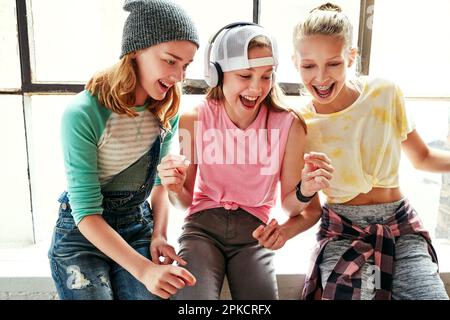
[130,51,137,59]
[347,47,358,68]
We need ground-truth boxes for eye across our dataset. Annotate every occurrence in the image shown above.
[166,59,176,65]
[183,63,190,71]
[239,74,251,79]
[329,62,342,67]
[301,65,314,69]
[263,75,272,80]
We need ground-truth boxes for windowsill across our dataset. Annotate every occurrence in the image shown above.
[1,239,449,277]
[0,240,449,299]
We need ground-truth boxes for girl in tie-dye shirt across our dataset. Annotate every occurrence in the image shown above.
[256,3,450,300]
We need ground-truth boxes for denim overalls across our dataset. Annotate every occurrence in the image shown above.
[48,127,165,300]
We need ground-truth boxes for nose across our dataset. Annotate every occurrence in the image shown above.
[315,68,329,84]
[170,67,185,83]
[248,78,262,94]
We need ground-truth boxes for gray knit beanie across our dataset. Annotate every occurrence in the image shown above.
[120,0,200,58]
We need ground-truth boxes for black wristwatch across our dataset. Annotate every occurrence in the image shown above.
[295,180,316,203]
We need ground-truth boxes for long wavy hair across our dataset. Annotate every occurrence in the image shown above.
[85,54,180,130]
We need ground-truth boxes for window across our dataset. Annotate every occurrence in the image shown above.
[30,0,125,83]
[260,0,361,83]
[172,0,254,80]
[0,95,33,245]
[25,95,69,242]
[370,0,450,97]
[0,1,21,89]
[1,1,449,278]
[399,99,450,240]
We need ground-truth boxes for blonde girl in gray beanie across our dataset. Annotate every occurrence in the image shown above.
[48,0,199,300]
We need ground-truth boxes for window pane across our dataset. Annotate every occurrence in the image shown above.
[400,99,450,240]
[172,0,253,80]
[0,1,21,89]
[30,0,252,83]
[260,0,360,83]
[31,0,125,83]
[27,95,70,242]
[370,0,450,97]
[0,95,33,245]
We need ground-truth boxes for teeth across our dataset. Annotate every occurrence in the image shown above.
[159,80,170,88]
[315,85,331,90]
[242,95,258,101]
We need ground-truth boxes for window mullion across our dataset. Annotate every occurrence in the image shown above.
[357,0,375,75]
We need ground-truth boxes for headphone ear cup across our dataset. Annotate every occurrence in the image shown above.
[207,62,223,88]
[206,62,218,87]
[214,62,223,87]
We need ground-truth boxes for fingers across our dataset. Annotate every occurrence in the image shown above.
[157,167,186,189]
[253,219,278,240]
[172,267,197,286]
[155,270,194,299]
[161,154,187,163]
[159,154,191,171]
[157,167,186,182]
[164,274,188,292]
[304,152,332,164]
[259,220,279,243]
[253,220,284,249]
[252,225,264,239]
[153,288,172,300]
[301,152,334,193]
[157,155,190,189]
[263,229,280,248]
[150,247,161,265]
[271,235,286,250]
[303,168,333,182]
[158,167,185,179]
[165,250,187,266]
[313,175,331,188]
[304,158,334,174]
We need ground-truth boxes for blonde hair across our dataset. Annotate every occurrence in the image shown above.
[86,54,180,130]
[206,35,307,133]
[293,3,353,54]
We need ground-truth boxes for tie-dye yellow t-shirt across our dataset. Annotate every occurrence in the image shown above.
[300,77,415,204]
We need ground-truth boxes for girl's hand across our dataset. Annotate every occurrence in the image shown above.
[300,152,334,197]
[150,236,187,266]
[252,219,287,250]
[157,154,190,194]
[140,261,196,299]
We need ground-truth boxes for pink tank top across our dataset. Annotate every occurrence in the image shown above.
[186,99,295,223]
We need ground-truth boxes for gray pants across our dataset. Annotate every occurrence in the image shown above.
[174,208,278,300]
[320,200,449,300]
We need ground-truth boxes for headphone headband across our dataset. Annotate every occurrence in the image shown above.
[204,22,260,87]
[208,22,258,45]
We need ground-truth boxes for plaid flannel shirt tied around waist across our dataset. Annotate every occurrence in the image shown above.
[302,199,438,300]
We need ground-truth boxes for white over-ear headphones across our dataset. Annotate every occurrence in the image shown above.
[204,22,258,88]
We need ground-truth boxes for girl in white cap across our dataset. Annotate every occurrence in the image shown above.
[157,22,334,299]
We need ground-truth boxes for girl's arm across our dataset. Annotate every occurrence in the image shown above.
[253,117,332,250]
[402,129,450,172]
[280,117,333,217]
[158,106,198,210]
[78,214,195,299]
[149,185,187,265]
